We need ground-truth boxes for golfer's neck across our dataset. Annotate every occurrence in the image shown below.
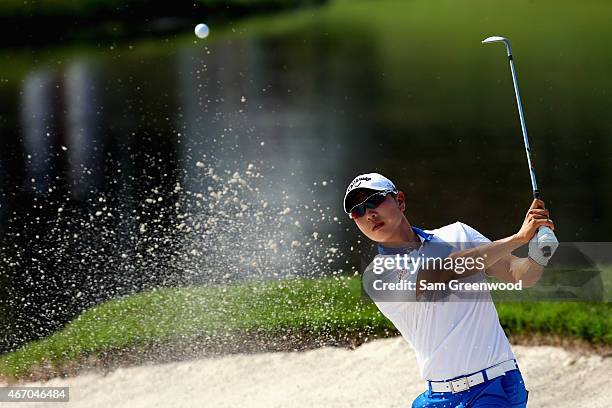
[380,218,420,248]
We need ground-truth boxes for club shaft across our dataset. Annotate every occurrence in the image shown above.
[507,55,540,199]
[509,52,552,257]
[485,36,554,257]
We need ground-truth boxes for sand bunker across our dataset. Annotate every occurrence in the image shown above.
[1,337,611,407]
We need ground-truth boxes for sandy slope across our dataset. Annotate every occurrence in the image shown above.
[1,337,610,407]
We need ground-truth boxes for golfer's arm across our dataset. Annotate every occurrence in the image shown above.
[418,235,524,284]
[486,254,544,287]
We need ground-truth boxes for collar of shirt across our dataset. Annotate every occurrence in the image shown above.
[377,226,434,255]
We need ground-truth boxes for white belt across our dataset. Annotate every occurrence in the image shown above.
[429,359,518,393]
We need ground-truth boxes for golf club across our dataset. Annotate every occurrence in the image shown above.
[482,35,557,257]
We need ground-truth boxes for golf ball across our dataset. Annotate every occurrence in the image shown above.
[194,23,210,39]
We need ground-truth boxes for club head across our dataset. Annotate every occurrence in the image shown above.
[482,36,512,56]
[482,36,508,44]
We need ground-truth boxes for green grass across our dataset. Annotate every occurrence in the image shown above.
[0,276,387,378]
[497,302,612,344]
[0,275,611,379]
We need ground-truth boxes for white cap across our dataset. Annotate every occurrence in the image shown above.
[343,172,398,214]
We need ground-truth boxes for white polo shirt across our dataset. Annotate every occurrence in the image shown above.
[372,222,516,381]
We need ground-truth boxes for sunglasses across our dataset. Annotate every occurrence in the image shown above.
[349,191,392,219]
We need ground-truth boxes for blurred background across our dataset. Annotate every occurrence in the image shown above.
[1,0,611,354]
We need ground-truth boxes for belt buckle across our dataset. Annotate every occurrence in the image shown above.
[449,377,470,393]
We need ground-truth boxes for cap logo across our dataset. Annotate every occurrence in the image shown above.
[348,176,371,191]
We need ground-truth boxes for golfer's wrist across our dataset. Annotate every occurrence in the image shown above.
[511,233,529,245]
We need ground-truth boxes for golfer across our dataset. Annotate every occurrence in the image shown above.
[343,172,557,408]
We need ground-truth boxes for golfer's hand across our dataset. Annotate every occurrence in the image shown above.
[515,199,555,244]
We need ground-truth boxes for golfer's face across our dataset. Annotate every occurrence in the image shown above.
[353,193,403,242]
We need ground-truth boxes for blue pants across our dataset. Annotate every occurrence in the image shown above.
[412,369,529,408]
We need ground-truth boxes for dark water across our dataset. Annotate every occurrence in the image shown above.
[1,0,612,351]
